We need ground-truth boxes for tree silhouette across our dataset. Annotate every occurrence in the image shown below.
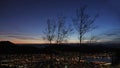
[43,16,73,44]
[43,19,56,44]
[55,16,73,44]
[73,6,98,45]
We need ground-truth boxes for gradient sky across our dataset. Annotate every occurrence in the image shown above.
[0,0,120,44]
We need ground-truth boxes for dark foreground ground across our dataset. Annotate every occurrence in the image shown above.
[0,41,120,68]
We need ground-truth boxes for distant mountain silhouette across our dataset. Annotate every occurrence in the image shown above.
[0,41,16,47]
[0,41,41,54]
[0,41,17,54]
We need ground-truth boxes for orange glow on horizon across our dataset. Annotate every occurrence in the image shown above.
[0,39,79,44]
[0,38,109,44]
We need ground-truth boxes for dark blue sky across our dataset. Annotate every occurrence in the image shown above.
[0,0,120,43]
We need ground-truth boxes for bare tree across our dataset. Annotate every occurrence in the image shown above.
[43,16,73,44]
[43,19,56,44]
[56,16,73,44]
[73,6,98,45]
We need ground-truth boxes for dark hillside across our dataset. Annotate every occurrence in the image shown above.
[0,41,41,54]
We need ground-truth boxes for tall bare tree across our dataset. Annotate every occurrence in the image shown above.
[73,6,98,45]
[43,19,56,44]
[56,16,73,44]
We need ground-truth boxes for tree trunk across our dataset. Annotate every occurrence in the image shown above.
[50,41,51,45]
[79,35,82,46]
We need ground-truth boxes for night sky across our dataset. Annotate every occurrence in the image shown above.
[0,0,120,44]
